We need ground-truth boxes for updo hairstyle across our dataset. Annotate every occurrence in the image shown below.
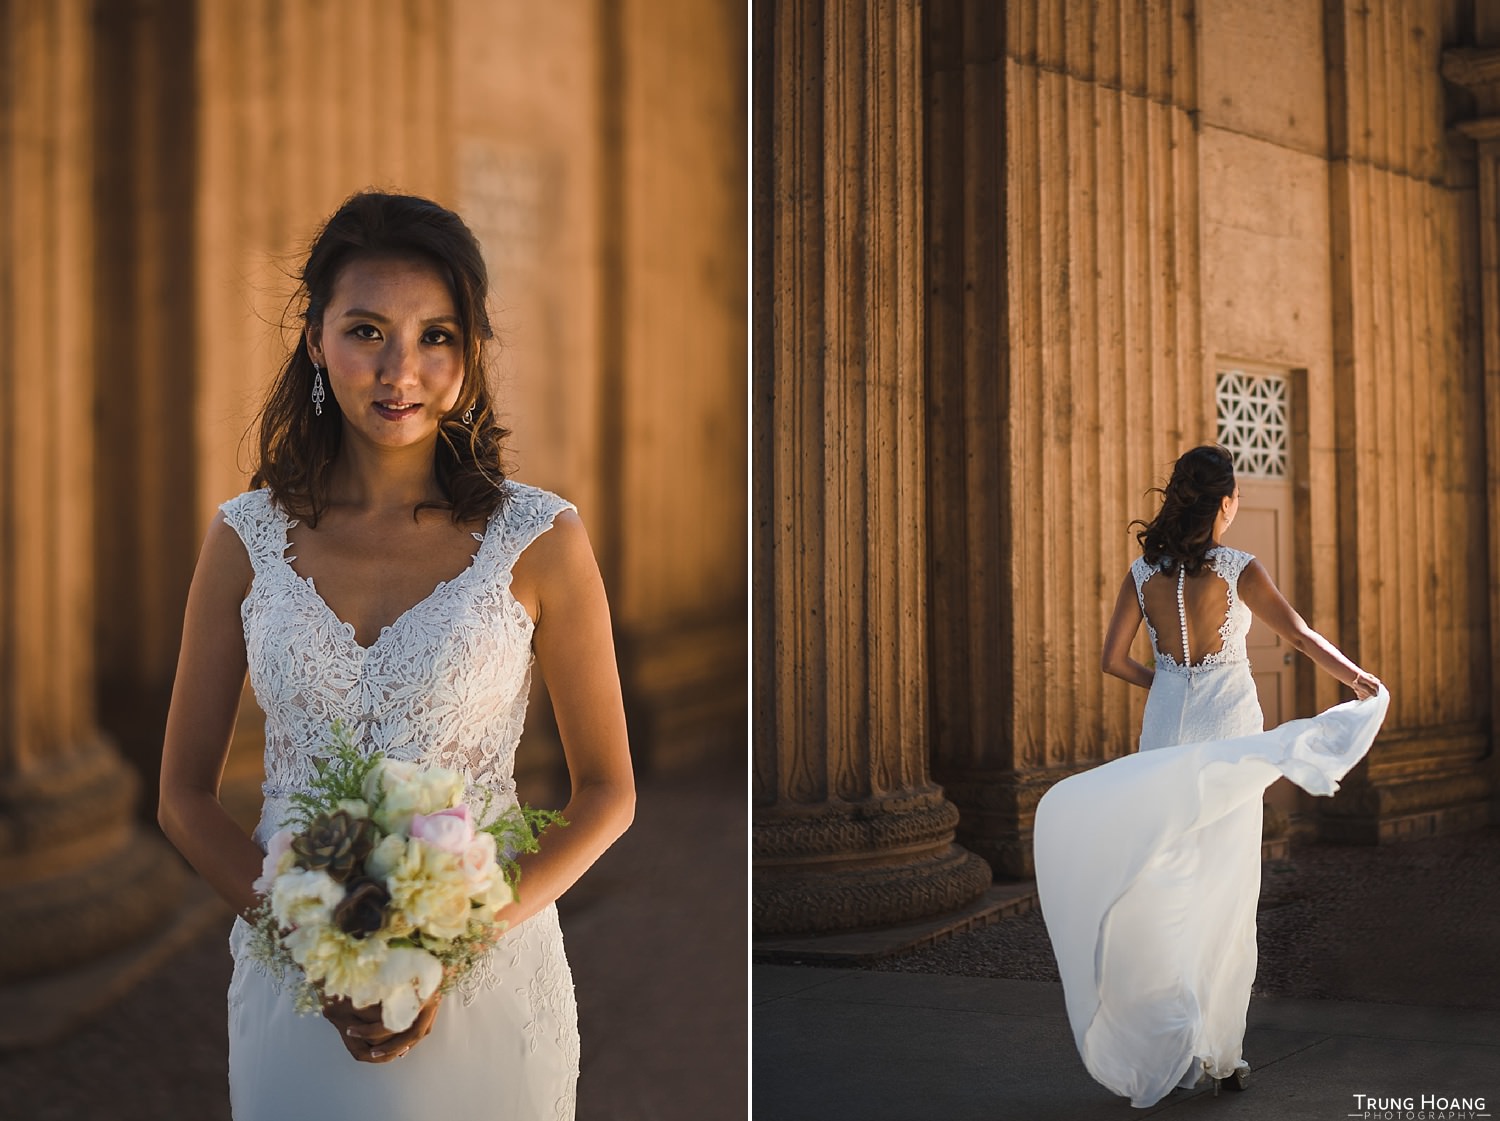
[1130,445,1237,576]
[251,191,509,525]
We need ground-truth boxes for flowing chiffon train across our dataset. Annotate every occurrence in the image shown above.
[1034,687,1389,1107]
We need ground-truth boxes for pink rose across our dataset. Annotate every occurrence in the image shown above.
[409,804,475,854]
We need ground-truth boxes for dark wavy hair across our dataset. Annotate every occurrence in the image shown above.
[251,191,509,525]
[1130,445,1237,575]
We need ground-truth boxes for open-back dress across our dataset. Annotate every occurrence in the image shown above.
[1034,545,1388,1107]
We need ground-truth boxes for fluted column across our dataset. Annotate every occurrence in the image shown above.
[91,0,200,800]
[0,0,182,986]
[1318,1,1495,842]
[925,0,1206,876]
[1443,42,1500,812]
[754,0,989,936]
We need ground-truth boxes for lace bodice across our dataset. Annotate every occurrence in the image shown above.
[1130,546,1254,674]
[220,483,574,847]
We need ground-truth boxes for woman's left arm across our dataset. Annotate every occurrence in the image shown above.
[1102,571,1155,689]
[1237,558,1382,699]
[505,510,636,926]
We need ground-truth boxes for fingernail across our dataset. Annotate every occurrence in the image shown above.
[370,1049,384,1058]
[346,1028,357,1037]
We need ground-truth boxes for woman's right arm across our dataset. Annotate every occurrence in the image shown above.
[1237,558,1382,700]
[1102,571,1155,689]
[158,512,265,921]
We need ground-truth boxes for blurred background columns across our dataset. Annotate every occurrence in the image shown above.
[1,0,744,1034]
[0,0,186,1034]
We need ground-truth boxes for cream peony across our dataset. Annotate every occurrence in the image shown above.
[281,927,441,1033]
[284,924,387,1003]
[383,838,475,940]
[269,867,346,930]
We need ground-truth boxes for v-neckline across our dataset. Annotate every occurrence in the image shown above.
[275,503,497,655]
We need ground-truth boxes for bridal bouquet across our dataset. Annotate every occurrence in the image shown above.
[246,721,565,1032]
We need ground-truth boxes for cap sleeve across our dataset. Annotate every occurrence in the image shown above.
[218,490,285,575]
[490,482,577,575]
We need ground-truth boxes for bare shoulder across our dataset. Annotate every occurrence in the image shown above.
[1237,555,1298,617]
[1238,556,1274,593]
[516,508,599,583]
[197,509,256,599]
[510,508,606,624]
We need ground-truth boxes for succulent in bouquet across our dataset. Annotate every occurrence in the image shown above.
[246,722,565,1032]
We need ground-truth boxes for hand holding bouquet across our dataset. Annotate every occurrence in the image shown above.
[247,722,564,1033]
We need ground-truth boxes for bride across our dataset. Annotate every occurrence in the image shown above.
[157,192,634,1119]
[1034,444,1387,1107]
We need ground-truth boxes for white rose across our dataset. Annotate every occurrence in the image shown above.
[335,798,371,820]
[369,762,465,835]
[269,867,344,930]
[480,874,518,916]
[362,759,419,805]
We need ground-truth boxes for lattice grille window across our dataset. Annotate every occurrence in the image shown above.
[1216,369,1288,479]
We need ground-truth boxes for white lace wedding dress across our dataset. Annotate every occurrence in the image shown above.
[1034,546,1389,1108]
[220,483,580,1121]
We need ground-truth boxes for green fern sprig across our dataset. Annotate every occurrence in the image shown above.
[283,719,383,830]
[470,788,568,889]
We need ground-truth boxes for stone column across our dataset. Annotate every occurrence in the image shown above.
[753,0,989,936]
[1316,3,1496,842]
[924,0,1206,876]
[1443,42,1500,809]
[0,0,182,992]
[91,0,200,805]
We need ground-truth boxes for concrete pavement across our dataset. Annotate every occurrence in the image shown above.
[754,964,1500,1121]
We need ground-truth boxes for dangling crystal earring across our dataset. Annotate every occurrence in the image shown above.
[311,362,326,417]
[463,406,474,424]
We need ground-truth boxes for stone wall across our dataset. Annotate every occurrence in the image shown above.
[755,0,1499,934]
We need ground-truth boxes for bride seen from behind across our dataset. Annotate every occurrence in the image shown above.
[1102,444,1381,710]
[157,191,634,1120]
[1034,444,1388,1108]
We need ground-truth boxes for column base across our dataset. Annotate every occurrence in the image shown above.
[937,767,1075,879]
[0,878,225,1051]
[1317,730,1497,843]
[0,737,186,984]
[754,790,992,936]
